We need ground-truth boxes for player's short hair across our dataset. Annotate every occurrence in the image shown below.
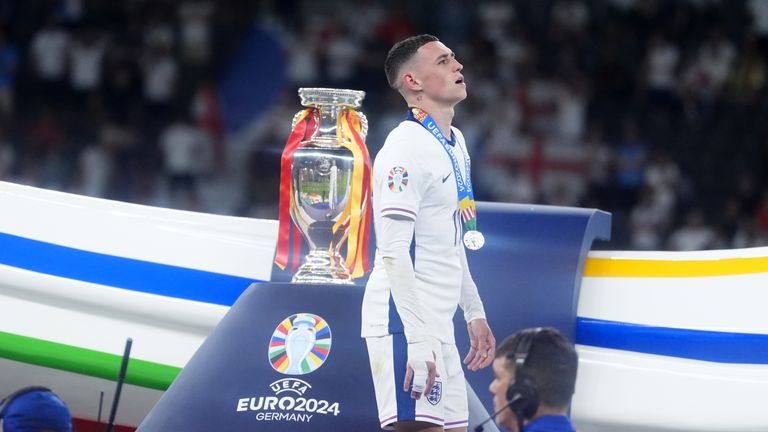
[384,34,439,91]
[495,327,578,409]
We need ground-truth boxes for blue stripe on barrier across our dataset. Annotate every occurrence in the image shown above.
[0,232,262,306]
[576,317,768,364]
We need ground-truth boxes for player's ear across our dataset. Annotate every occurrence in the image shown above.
[402,72,422,92]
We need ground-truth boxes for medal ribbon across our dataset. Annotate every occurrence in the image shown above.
[406,107,478,232]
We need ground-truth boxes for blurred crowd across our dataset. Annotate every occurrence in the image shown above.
[0,0,766,250]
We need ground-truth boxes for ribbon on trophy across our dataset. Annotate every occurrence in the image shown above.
[407,107,484,250]
[274,108,372,276]
[333,109,372,277]
[275,108,315,273]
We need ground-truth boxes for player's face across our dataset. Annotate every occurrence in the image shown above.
[412,41,466,105]
[489,357,519,431]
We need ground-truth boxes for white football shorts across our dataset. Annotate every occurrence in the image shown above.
[365,333,468,430]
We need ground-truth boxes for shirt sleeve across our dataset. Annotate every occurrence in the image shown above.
[373,140,430,221]
[459,245,486,323]
[377,215,430,344]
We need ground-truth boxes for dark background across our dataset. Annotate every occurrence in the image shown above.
[0,0,766,251]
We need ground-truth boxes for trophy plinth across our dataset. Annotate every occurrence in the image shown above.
[285,88,369,284]
[292,250,351,284]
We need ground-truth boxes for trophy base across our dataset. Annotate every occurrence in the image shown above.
[291,251,354,285]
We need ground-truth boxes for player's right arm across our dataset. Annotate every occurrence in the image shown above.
[374,137,437,399]
[378,215,438,399]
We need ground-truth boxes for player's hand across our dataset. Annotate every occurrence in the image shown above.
[404,338,439,399]
[464,318,495,371]
[403,359,437,400]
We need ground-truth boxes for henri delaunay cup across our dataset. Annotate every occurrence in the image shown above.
[274,88,372,284]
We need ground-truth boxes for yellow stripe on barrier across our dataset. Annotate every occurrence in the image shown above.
[584,256,768,278]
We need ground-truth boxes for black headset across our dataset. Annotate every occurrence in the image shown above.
[506,328,542,428]
[0,386,55,418]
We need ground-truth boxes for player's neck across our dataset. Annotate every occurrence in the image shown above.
[410,100,455,138]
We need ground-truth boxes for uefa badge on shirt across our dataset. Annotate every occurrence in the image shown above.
[387,166,408,193]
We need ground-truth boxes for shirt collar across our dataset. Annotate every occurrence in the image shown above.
[523,414,576,432]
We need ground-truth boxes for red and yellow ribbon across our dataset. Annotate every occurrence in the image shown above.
[275,109,315,272]
[334,109,373,278]
[274,108,372,279]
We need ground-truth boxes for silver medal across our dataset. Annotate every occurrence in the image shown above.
[463,230,485,250]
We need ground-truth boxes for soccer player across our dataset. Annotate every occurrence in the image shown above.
[361,34,495,432]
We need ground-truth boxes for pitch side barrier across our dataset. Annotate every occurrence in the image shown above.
[140,202,610,430]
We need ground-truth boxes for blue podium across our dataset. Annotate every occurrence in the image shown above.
[139,282,383,430]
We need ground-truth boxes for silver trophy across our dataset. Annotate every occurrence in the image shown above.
[290,88,368,284]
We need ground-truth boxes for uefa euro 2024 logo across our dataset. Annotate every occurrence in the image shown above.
[238,313,338,422]
[269,313,332,375]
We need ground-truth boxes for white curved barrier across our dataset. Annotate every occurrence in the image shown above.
[0,181,275,426]
[1,180,767,431]
[573,250,768,431]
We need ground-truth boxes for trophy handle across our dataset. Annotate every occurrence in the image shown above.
[291,110,306,130]
[357,112,369,141]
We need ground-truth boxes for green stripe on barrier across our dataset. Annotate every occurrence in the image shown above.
[0,331,181,390]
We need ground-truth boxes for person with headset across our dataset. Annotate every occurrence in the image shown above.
[0,386,72,432]
[486,327,578,432]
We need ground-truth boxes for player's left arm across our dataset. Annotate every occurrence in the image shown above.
[458,245,495,371]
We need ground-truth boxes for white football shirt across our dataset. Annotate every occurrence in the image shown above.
[361,119,484,344]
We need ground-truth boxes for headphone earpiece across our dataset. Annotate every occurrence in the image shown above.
[506,329,541,421]
[506,371,540,420]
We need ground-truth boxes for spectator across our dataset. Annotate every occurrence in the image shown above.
[159,111,212,210]
[192,78,225,170]
[554,78,587,146]
[324,22,361,86]
[748,0,768,50]
[643,148,680,226]
[725,35,766,106]
[285,30,321,86]
[29,14,70,107]
[642,31,681,123]
[681,28,736,113]
[629,187,666,250]
[77,141,113,198]
[613,118,649,211]
[68,28,108,106]
[551,0,589,39]
[142,44,178,132]
[581,124,613,204]
[667,208,718,251]
[143,8,175,52]
[178,0,214,66]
